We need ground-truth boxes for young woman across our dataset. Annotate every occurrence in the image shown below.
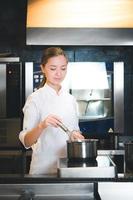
[19,47,84,175]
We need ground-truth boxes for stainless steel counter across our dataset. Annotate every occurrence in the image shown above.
[0,169,133,200]
[0,181,100,200]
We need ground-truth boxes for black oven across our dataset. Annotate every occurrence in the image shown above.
[0,57,24,148]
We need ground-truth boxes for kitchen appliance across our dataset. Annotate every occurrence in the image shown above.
[57,122,116,178]
[0,57,24,148]
[58,155,117,178]
[26,0,133,46]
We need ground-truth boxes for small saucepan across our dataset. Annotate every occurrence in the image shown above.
[67,139,98,162]
[58,122,98,161]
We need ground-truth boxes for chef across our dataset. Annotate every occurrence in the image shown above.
[19,47,84,175]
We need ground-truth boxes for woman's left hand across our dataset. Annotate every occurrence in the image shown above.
[70,131,85,141]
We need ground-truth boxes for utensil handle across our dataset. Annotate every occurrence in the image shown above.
[58,123,71,136]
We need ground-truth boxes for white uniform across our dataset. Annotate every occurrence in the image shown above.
[19,84,79,175]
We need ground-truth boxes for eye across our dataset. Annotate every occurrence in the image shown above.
[61,67,67,71]
[50,68,56,71]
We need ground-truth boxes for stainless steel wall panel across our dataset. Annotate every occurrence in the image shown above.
[25,62,33,100]
[0,64,6,118]
[114,62,124,133]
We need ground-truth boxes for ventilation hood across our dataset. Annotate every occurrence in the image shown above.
[26,0,133,45]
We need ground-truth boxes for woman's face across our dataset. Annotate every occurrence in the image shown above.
[41,55,68,87]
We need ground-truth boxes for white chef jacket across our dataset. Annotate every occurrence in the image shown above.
[19,83,79,175]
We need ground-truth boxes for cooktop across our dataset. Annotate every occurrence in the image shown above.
[58,155,117,178]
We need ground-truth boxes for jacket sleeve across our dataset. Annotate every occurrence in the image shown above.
[19,96,40,148]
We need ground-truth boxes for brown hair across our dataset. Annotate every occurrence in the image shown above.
[39,47,68,87]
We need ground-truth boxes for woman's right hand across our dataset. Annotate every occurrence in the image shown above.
[38,114,62,130]
[24,115,62,148]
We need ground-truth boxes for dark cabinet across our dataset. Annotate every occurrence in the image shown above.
[0,150,24,174]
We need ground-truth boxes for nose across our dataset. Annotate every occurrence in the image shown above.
[56,69,62,76]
